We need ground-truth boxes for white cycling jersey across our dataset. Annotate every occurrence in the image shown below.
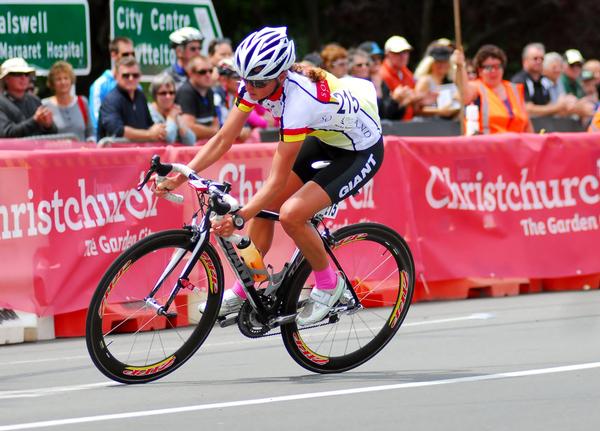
[235,70,382,151]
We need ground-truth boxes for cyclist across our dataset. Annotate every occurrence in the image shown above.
[155,27,384,325]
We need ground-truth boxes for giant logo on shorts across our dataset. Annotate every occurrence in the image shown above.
[338,153,377,199]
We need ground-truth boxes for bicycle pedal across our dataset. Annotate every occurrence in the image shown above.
[218,315,238,328]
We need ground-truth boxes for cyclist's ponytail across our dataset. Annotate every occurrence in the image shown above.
[289,63,327,82]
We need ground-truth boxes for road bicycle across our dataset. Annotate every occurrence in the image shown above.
[86,155,415,384]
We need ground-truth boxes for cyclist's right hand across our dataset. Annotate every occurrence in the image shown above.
[153,173,187,198]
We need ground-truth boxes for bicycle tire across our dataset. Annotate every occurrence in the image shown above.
[86,229,223,384]
[280,222,414,373]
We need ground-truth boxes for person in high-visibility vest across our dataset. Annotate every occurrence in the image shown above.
[454,45,534,134]
[588,107,600,132]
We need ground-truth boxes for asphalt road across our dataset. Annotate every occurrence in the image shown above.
[1,290,599,431]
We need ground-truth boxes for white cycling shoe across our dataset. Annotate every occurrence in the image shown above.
[296,275,346,326]
[198,289,244,317]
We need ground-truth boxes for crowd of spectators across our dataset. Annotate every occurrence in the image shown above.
[2,28,600,143]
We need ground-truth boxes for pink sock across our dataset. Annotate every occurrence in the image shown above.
[314,265,337,290]
[231,280,247,299]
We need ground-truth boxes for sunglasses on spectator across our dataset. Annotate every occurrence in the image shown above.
[480,64,503,72]
[193,68,212,76]
[353,62,371,68]
[120,51,135,58]
[243,78,273,88]
[332,59,349,68]
[187,45,202,52]
[121,72,141,79]
[8,72,30,77]
[157,91,175,96]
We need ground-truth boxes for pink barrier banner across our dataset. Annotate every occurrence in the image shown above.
[0,133,599,315]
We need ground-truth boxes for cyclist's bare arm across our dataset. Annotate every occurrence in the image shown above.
[210,139,301,237]
[155,106,250,194]
[237,139,302,221]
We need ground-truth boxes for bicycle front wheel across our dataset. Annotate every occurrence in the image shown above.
[86,229,223,384]
[281,222,414,373]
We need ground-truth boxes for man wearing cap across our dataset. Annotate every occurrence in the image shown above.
[561,49,586,98]
[213,58,252,141]
[379,35,422,120]
[163,27,204,90]
[88,37,135,139]
[0,57,57,138]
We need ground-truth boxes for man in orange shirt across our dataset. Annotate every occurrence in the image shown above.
[379,35,425,120]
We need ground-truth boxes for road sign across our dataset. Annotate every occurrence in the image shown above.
[0,0,91,76]
[110,0,222,79]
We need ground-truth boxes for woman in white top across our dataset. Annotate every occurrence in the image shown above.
[148,74,196,145]
[42,61,94,141]
[414,46,460,119]
[156,27,384,325]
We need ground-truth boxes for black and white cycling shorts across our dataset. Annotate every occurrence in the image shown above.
[292,136,384,204]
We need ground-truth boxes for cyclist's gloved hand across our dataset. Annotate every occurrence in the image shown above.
[152,174,186,198]
[211,214,235,237]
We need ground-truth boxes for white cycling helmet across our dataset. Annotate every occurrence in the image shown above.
[234,26,296,80]
[169,27,204,47]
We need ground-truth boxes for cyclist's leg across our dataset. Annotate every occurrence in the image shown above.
[248,171,304,255]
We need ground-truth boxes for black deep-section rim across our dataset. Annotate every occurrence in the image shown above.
[85,229,223,384]
[280,222,414,374]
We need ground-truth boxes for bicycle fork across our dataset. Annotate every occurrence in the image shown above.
[144,226,209,317]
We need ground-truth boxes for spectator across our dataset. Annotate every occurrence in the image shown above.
[321,43,349,79]
[0,57,57,138]
[175,55,219,140]
[561,49,585,98]
[97,57,165,142]
[163,27,204,89]
[148,74,195,145]
[347,48,371,80]
[583,59,600,94]
[466,58,478,81]
[454,45,533,134]
[213,58,251,141]
[511,43,570,118]
[208,37,233,84]
[379,35,422,120]
[88,36,134,137]
[581,69,598,105]
[543,52,567,102]
[358,41,384,99]
[300,52,323,68]
[414,46,459,119]
[42,61,94,141]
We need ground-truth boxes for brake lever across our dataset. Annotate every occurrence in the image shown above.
[136,167,155,191]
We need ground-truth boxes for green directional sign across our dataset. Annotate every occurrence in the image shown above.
[0,0,90,76]
[110,0,222,79]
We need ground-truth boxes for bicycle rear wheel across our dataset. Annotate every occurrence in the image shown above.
[281,222,414,373]
[86,229,223,384]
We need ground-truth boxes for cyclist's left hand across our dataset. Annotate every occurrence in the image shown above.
[211,214,235,237]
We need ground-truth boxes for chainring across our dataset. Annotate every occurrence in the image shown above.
[237,300,271,338]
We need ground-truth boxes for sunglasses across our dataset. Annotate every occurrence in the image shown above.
[120,51,135,58]
[480,64,503,72]
[157,91,175,96]
[187,45,202,52]
[353,62,371,68]
[8,72,30,77]
[193,68,212,76]
[243,78,272,88]
[121,72,141,79]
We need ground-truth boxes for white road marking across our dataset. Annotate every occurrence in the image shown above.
[0,383,118,400]
[0,313,494,367]
[1,361,599,430]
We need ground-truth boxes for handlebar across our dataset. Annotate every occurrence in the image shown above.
[137,154,241,214]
